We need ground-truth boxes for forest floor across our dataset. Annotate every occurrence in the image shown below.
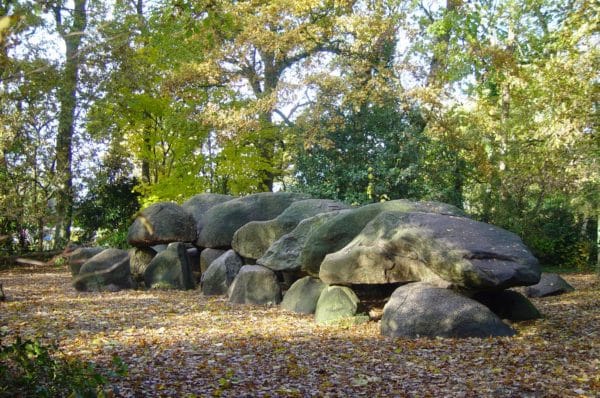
[0,264,598,397]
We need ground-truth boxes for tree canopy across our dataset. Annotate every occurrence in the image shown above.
[0,0,597,268]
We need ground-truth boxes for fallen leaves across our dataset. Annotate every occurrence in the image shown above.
[1,266,599,397]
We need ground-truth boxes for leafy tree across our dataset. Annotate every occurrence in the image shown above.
[0,2,58,253]
[52,0,88,248]
[74,175,140,248]
[412,0,599,267]
[163,0,361,193]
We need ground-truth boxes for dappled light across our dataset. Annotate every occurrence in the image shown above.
[1,265,598,396]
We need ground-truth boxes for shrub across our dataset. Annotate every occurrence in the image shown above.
[0,330,127,398]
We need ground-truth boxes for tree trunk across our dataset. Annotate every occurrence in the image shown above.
[596,211,600,276]
[53,0,87,249]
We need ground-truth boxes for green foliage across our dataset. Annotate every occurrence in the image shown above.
[520,197,597,270]
[74,177,140,247]
[294,105,428,205]
[0,330,127,398]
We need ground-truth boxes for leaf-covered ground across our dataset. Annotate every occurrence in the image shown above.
[1,265,598,397]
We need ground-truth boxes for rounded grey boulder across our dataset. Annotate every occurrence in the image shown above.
[65,247,105,276]
[127,202,197,247]
[258,211,341,272]
[381,282,516,338]
[73,249,132,292]
[227,265,282,305]
[201,250,243,296]
[314,285,360,324]
[233,199,348,260]
[281,276,327,314]
[197,192,310,249]
[144,242,195,290]
[181,193,235,246]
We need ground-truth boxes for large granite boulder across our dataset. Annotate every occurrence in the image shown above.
[144,242,195,290]
[200,248,227,274]
[181,193,235,246]
[128,247,157,279]
[526,273,575,298]
[314,285,360,325]
[227,265,282,305]
[473,290,541,321]
[232,199,348,260]
[73,249,132,292]
[281,276,327,314]
[127,202,197,247]
[258,212,341,272]
[300,200,464,276]
[381,283,516,338]
[65,247,105,276]
[201,250,243,296]
[197,192,310,249]
[319,211,540,291]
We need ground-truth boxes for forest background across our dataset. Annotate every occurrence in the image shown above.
[0,0,598,271]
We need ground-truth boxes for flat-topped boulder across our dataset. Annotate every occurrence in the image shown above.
[181,193,235,246]
[319,211,540,291]
[197,192,310,249]
[233,199,348,260]
[300,200,465,276]
[127,202,197,247]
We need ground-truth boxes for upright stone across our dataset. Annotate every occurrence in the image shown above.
[227,265,282,305]
[201,250,243,296]
[144,242,195,290]
[314,285,360,324]
[129,247,157,279]
[281,276,327,314]
[473,290,541,321]
[200,248,227,274]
